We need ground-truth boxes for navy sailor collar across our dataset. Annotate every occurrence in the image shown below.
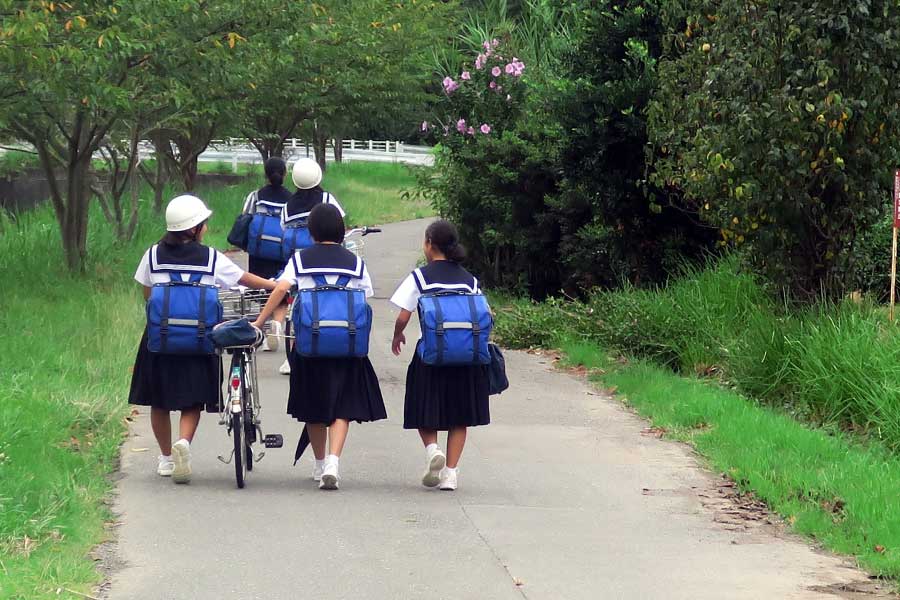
[149,242,217,275]
[413,261,477,293]
[291,243,364,279]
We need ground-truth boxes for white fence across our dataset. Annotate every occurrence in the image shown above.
[136,138,434,171]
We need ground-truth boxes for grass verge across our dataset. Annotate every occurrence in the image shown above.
[0,162,429,599]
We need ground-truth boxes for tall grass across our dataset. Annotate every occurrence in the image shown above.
[0,161,428,599]
[493,257,900,451]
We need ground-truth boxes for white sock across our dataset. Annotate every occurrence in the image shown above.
[315,458,325,469]
[327,454,339,465]
[425,443,439,454]
[444,466,457,473]
[161,454,172,459]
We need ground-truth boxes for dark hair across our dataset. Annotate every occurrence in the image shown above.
[159,221,206,246]
[308,203,345,244]
[426,219,466,262]
[264,157,287,187]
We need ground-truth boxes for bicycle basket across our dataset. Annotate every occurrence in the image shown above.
[219,289,271,321]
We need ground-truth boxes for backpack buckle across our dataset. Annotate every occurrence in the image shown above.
[311,321,320,335]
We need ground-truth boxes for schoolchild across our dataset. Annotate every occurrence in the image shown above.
[240,157,293,353]
[253,203,386,490]
[390,220,490,491]
[129,195,276,484]
[276,157,346,375]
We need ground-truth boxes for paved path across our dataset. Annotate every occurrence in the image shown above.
[107,219,882,600]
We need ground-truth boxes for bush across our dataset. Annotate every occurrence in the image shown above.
[649,0,900,300]
[0,150,40,177]
[495,257,900,450]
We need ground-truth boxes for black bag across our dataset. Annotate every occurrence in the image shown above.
[227,213,253,250]
[487,343,509,395]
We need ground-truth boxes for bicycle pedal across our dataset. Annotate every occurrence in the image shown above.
[263,434,283,448]
[217,451,233,465]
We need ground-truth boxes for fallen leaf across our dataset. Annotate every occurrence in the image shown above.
[875,545,886,554]
[513,578,525,587]
[131,447,149,453]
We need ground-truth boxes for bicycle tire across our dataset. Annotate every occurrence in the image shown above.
[284,316,293,361]
[232,411,245,488]
[244,377,254,472]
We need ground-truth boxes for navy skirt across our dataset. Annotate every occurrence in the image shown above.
[128,330,221,412]
[287,352,386,424]
[248,255,286,280]
[404,350,490,430]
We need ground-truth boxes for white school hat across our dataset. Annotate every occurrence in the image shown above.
[292,158,323,189]
[166,194,212,232]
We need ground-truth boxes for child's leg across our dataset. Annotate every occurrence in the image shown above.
[328,419,350,457]
[150,408,172,455]
[418,429,438,448]
[446,427,467,469]
[178,408,202,442]
[308,423,328,460]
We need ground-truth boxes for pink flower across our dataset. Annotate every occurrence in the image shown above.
[461,71,471,81]
[489,81,497,89]
[505,63,515,75]
[421,121,429,132]
[442,76,459,94]
[491,66,502,77]
[492,38,500,48]
[483,40,492,51]
[467,126,475,136]
[475,54,486,70]
[480,124,491,135]
[456,118,467,133]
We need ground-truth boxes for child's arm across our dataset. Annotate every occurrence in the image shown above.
[142,286,151,301]
[392,309,412,356]
[252,279,292,329]
[239,272,277,291]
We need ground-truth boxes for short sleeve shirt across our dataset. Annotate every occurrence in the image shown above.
[277,254,374,298]
[389,266,481,313]
[134,248,245,289]
[281,192,345,227]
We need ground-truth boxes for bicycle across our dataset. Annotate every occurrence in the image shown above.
[216,288,284,488]
[282,226,381,360]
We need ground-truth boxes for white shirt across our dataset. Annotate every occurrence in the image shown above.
[280,192,346,227]
[277,251,374,298]
[389,273,482,312]
[134,248,245,288]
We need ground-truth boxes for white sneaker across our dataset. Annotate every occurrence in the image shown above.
[422,446,446,488]
[157,455,174,477]
[279,359,291,375]
[313,459,325,482]
[438,467,458,491]
[266,321,281,352]
[171,439,192,484]
[260,336,271,352]
[319,455,339,490]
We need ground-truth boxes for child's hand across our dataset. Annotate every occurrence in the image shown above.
[251,318,264,331]
[391,333,406,356]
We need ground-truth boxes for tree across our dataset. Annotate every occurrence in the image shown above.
[0,0,246,270]
[649,0,900,299]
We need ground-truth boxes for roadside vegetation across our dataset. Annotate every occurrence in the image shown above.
[0,162,425,599]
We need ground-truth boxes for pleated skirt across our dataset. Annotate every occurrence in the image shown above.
[128,330,221,412]
[403,351,490,430]
[286,352,387,424]
[248,255,286,280]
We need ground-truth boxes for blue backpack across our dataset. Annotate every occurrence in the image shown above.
[146,247,223,355]
[417,292,493,366]
[247,199,286,261]
[281,192,334,258]
[293,275,372,358]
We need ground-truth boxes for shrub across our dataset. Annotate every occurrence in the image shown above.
[649,0,900,300]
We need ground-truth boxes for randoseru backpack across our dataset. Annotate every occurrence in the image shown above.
[281,192,333,258]
[416,292,493,366]
[247,198,286,261]
[146,248,223,355]
[293,274,372,358]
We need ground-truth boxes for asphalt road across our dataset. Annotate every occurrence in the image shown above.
[106,218,881,600]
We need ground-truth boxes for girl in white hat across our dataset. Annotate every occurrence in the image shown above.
[128,195,276,484]
[277,158,347,375]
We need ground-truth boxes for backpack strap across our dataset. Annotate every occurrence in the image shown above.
[433,295,446,365]
[468,294,480,362]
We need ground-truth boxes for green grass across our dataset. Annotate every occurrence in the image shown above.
[0,161,430,599]
[492,259,900,581]
[554,338,900,578]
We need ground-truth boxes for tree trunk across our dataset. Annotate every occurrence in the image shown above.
[333,138,343,163]
[180,156,199,191]
[313,124,327,173]
[62,157,91,272]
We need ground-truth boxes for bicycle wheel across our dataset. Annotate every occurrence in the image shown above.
[284,315,292,361]
[232,411,245,488]
[244,389,254,472]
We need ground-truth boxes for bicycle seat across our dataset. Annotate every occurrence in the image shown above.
[211,319,264,349]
